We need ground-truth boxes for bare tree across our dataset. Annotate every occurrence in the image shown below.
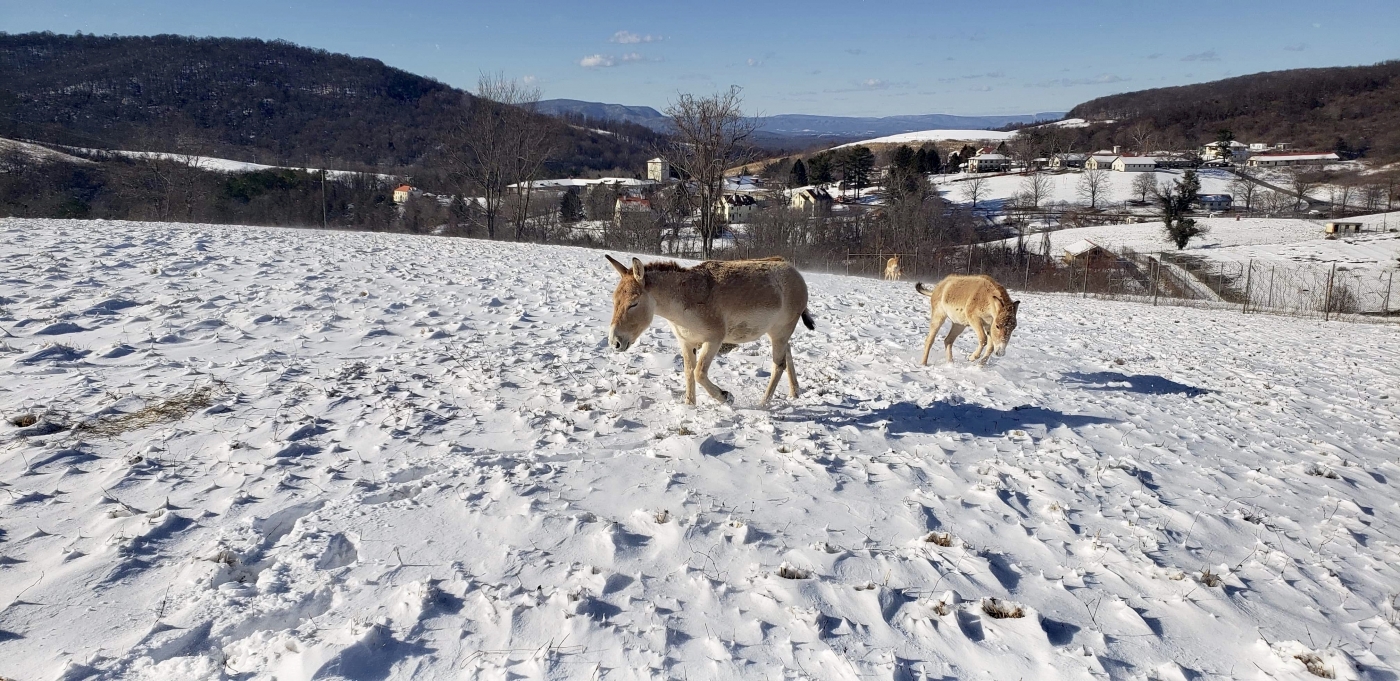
[961,175,989,209]
[1228,168,1260,213]
[1130,172,1156,203]
[662,86,760,258]
[1018,172,1052,210]
[1286,168,1323,212]
[448,73,555,240]
[1126,121,1155,153]
[1077,169,1112,209]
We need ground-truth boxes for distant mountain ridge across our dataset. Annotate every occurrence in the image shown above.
[1065,60,1400,160]
[539,98,1064,140]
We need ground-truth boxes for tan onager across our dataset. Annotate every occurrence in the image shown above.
[606,255,814,405]
[915,274,1020,365]
[884,255,903,281]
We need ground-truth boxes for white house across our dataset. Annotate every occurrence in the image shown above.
[1193,194,1233,212]
[1245,152,1341,168]
[1084,155,1118,171]
[966,153,1010,173]
[720,194,758,223]
[791,187,833,213]
[392,184,419,204]
[1112,156,1157,172]
[646,157,671,182]
[1049,153,1088,169]
[1201,140,1250,162]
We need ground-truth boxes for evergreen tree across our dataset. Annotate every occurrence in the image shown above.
[807,152,835,185]
[890,145,916,173]
[560,187,584,223]
[790,158,809,187]
[841,146,876,198]
[1160,169,1206,248]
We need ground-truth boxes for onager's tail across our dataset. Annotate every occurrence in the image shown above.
[800,310,816,330]
[914,282,935,297]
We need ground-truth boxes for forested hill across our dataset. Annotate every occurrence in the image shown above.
[1065,60,1400,159]
[0,32,659,174]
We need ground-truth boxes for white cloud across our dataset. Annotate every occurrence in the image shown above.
[1027,74,1130,88]
[621,52,644,62]
[521,75,538,84]
[579,54,616,68]
[747,58,762,67]
[610,30,661,44]
[1181,50,1220,62]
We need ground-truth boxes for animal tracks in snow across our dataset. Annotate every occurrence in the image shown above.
[0,218,1397,680]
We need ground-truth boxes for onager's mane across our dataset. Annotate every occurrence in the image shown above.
[642,260,689,273]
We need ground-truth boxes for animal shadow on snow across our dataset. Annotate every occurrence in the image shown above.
[784,401,1116,438]
[1060,371,1208,397]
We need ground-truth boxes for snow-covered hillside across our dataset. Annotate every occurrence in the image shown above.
[2,219,1398,680]
[1002,214,1400,270]
[837,129,1017,147]
[934,168,1238,210]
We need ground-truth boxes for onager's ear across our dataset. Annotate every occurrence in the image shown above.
[1012,300,1021,312]
[630,257,646,285]
[605,254,629,276]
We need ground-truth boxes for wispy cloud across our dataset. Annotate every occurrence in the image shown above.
[1283,43,1307,52]
[1027,74,1129,88]
[610,30,661,44]
[823,78,907,93]
[846,48,866,55]
[1181,50,1220,62]
[579,52,659,68]
[1146,53,1163,60]
[937,71,1005,82]
[746,58,763,67]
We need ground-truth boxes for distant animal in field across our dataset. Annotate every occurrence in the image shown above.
[605,254,814,406]
[915,274,1019,365]
[884,255,903,281]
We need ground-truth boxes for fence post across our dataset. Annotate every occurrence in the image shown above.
[1023,257,1031,291]
[1082,261,1090,298]
[1323,262,1336,321]
[1152,253,1161,306]
[1267,266,1276,310]
[966,247,973,275]
[1242,260,1253,314]
[1385,270,1394,315]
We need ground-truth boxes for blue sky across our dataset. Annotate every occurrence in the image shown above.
[5,0,1399,117]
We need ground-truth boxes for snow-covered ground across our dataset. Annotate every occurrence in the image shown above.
[837,129,1017,147]
[0,138,94,166]
[1001,214,1400,270]
[2,218,1399,681]
[935,168,1238,211]
[51,144,399,182]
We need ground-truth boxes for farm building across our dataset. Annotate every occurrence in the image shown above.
[1050,153,1088,169]
[1245,152,1341,168]
[1324,221,1364,234]
[1194,194,1233,212]
[966,153,1010,173]
[1112,157,1157,172]
[1062,239,1116,266]
[791,187,834,214]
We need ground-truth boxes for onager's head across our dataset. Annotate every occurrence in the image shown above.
[990,298,1020,356]
[605,254,655,352]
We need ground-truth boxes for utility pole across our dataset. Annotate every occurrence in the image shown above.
[321,168,328,229]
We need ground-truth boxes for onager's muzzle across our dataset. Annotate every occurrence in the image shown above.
[608,328,633,352]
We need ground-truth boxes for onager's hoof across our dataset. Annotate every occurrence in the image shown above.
[720,390,733,404]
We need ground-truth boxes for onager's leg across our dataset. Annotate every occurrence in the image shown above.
[943,323,967,364]
[969,322,990,364]
[785,347,799,397]
[679,342,699,405]
[921,311,948,366]
[761,334,791,405]
[694,342,731,403]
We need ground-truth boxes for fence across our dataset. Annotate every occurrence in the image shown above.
[844,243,1399,323]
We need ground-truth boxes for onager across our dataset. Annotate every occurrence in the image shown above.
[915,274,1019,365]
[606,254,814,406]
[884,255,903,281]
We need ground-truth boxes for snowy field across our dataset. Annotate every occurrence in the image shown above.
[934,168,1238,211]
[1001,214,1400,271]
[837,129,1017,147]
[2,218,1399,680]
